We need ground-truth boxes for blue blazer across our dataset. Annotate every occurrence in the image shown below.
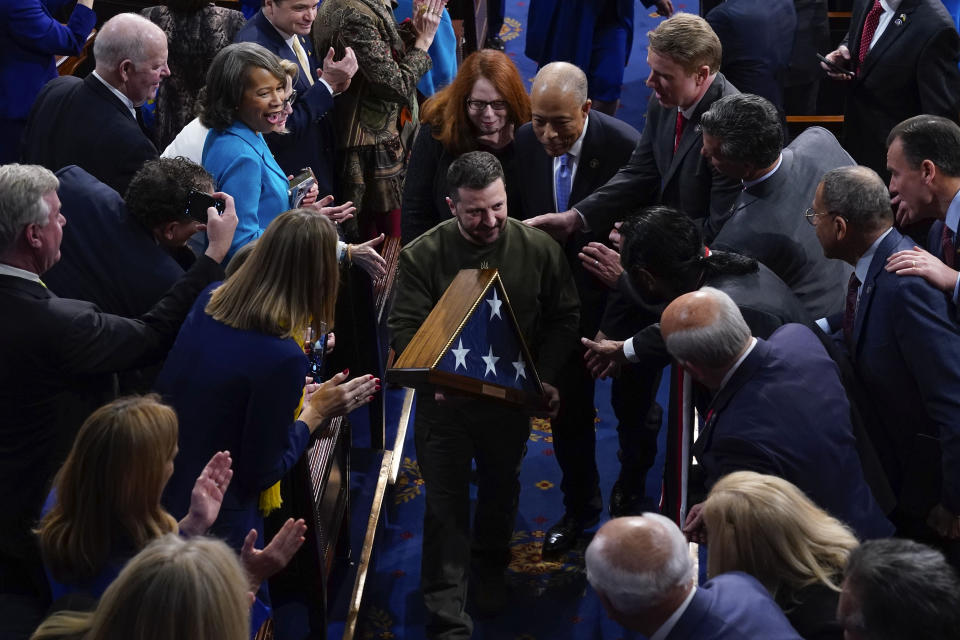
[849,228,960,517]
[0,0,95,160]
[666,572,802,640]
[525,0,636,69]
[156,286,311,551]
[202,120,290,259]
[695,323,894,540]
[234,10,337,197]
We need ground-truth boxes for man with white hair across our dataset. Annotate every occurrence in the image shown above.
[585,514,801,639]
[21,13,170,194]
[660,287,892,542]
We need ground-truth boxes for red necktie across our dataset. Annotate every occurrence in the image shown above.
[943,225,956,269]
[674,112,687,154]
[843,272,861,348]
[858,0,884,67]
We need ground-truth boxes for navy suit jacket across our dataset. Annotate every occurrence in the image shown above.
[43,166,198,318]
[706,0,796,111]
[665,572,802,640]
[849,228,960,517]
[235,10,337,197]
[695,323,893,539]
[925,219,960,269]
[515,110,640,335]
[573,73,742,240]
[21,74,159,196]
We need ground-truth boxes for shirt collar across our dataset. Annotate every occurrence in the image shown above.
[718,337,757,392]
[0,263,42,284]
[649,586,698,640]
[881,0,901,12]
[945,188,960,234]
[567,114,590,161]
[742,154,783,189]
[92,70,137,118]
[855,227,894,285]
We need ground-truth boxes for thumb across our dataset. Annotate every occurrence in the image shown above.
[366,233,385,248]
[581,336,598,350]
[242,528,258,554]
[325,47,336,63]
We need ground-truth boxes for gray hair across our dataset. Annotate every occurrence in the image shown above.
[819,166,892,231]
[663,287,751,368]
[199,42,286,131]
[533,62,588,105]
[0,164,59,256]
[887,115,960,177]
[700,94,782,168]
[93,13,165,69]
[843,538,960,640]
[585,513,695,614]
[446,151,505,202]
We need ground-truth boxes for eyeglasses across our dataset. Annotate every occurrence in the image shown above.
[283,90,298,109]
[466,99,508,112]
[804,207,828,225]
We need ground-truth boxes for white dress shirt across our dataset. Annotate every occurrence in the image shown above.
[868,0,904,52]
[0,263,42,284]
[92,71,136,119]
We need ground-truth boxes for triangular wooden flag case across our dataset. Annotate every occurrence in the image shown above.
[387,269,547,409]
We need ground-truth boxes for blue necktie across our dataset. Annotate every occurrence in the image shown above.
[556,153,572,212]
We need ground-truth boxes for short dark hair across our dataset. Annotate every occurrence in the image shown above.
[199,43,286,131]
[844,538,960,640]
[887,115,960,177]
[446,151,505,202]
[700,94,782,167]
[124,157,214,230]
[819,166,892,231]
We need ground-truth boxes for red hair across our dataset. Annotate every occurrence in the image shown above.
[420,50,531,156]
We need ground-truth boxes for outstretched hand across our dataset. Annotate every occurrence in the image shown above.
[350,233,387,280]
[524,209,582,243]
[311,195,356,224]
[179,450,233,536]
[240,518,308,590]
[318,46,357,94]
[579,242,623,289]
[581,334,626,380]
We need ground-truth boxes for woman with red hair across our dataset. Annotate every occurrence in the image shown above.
[401,49,531,243]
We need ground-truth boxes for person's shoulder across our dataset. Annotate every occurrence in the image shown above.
[589,110,641,142]
[504,218,564,253]
[402,218,458,255]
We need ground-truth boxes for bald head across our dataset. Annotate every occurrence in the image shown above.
[586,514,694,620]
[531,62,589,105]
[530,62,590,158]
[94,14,170,105]
[661,287,751,382]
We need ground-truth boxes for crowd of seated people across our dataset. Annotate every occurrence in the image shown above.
[4,2,960,639]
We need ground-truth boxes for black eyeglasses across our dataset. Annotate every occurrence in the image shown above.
[466,98,508,112]
[283,90,298,109]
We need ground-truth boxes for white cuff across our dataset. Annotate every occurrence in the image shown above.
[815,317,831,333]
[622,337,640,363]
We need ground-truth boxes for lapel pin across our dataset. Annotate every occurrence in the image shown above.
[894,13,907,26]
[589,158,599,169]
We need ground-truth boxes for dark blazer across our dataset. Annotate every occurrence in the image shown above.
[235,10,337,197]
[21,74,158,196]
[695,324,893,540]
[43,166,197,318]
[840,0,960,175]
[711,127,854,318]
[515,110,640,335]
[0,254,223,599]
[706,0,797,111]
[847,228,960,518]
[925,219,960,268]
[574,73,742,240]
[665,572,802,640]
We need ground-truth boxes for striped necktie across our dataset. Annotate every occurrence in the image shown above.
[291,36,315,86]
[556,153,572,212]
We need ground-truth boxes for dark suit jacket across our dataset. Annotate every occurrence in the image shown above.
[515,110,640,335]
[574,73,742,240]
[665,572,802,640]
[235,10,337,197]
[841,0,960,175]
[0,254,222,595]
[43,166,201,318]
[848,228,960,517]
[711,127,854,318]
[21,74,158,196]
[706,0,797,111]
[925,219,960,269]
[695,324,893,539]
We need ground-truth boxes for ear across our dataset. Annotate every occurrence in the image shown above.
[446,196,457,217]
[581,99,592,116]
[921,158,937,184]
[119,58,135,82]
[833,214,848,242]
[160,220,180,241]
[25,223,43,249]
[695,64,711,84]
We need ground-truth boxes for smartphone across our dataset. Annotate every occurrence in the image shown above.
[289,167,316,209]
[185,189,225,223]
[817,53,855,78]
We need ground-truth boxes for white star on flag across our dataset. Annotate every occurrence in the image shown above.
[482,345,500,377]
[451,339,470,371]
[512,353,527,381]
[486,288,503,320]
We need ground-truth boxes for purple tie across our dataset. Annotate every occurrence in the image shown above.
[843,272,861,347]
[942,225,956,269]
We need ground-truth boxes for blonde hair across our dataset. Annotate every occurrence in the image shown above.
[32,535,250,640]
[206,209,339,338]
[647,13,722,75]
[702,471,858,596]
[37,396,179,585]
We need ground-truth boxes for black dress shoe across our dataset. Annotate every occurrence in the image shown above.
[609,480,644,518]
[541,513,600,562]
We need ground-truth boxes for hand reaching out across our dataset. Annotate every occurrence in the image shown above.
[349,234,387,280]
[311,195,356,224]
[318,46,357,94]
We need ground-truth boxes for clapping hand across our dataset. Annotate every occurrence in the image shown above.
[240,518,308,590]
[179,450,233,536]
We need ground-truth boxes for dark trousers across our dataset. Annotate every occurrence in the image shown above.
[551,348,602,520]
[415,397,530,639]
[611,361,663,496]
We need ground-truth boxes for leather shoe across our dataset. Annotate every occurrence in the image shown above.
[609,480,652,518]
[541,513,600,562]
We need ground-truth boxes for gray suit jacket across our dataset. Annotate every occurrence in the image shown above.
[574,72,742,241]
[711,127,854,318]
